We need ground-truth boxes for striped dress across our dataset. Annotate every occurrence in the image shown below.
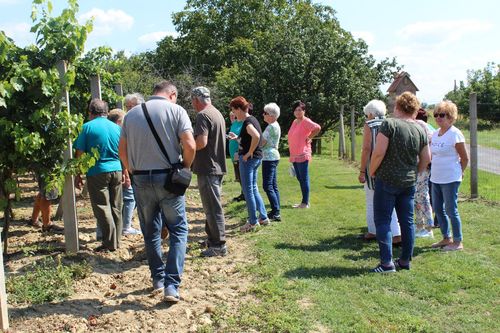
[365,116,385,190]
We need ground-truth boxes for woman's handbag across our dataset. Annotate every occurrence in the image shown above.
[141,103,192,196]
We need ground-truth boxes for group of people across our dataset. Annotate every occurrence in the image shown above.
[53,81,321,302]
[30,82,467,303]
[227,98,321,232]
[359,92,468,273]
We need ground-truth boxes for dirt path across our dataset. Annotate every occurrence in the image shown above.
[466,144,500,175]
[4,178,256,332]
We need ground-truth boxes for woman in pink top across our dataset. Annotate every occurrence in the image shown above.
[287,100,321,208]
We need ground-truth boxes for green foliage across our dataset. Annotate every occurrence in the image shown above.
[71,46,123,115]
[115,51,163,99]
[149,0,398,133]
[0,0,98,212]
[445,62,500,122]
[6,256,92,304]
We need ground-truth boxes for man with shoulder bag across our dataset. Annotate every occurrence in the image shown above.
[119,81,195,303]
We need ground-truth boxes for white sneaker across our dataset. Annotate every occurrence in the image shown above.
[292,203,310,209]
[416,229,433,238]
[123,227,142,235]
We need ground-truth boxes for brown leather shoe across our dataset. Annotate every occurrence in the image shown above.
[363,232,376,241]
[161,226,169,240]
[392,236,402,246]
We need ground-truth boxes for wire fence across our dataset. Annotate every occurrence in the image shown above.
[318,100,500,203]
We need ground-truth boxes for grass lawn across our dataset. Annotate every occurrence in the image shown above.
[220,156,500,333]
[459,127,500,150]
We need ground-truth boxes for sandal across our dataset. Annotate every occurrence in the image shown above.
[431,238,452,248]
[29,219,42,228]
[42,223,64,234]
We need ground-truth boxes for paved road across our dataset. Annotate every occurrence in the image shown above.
[466,144,500,175]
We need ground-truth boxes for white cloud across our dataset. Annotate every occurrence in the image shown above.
[79,8,134,36]
[138,31,178,44]
[0,22,33,46]
[398,19,493,45]
[370,19,499,103]
[351,31,375,46]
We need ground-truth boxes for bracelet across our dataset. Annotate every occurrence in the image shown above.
[359,170,366,174]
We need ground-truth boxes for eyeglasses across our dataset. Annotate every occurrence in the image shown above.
[434,113,448,118]
[263,111,269,116]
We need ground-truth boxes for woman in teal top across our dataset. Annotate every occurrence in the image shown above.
[228,111,245,201]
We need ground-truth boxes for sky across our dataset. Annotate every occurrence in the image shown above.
[1,0,499,104]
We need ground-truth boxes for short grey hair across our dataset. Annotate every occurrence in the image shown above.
[89,98,108,116]
[124,93,144,107]
[264,102,280,118]
[363,100,387,118]
[153,80,177,95]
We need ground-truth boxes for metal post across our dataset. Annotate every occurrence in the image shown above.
[114,83,123,109]
[338,105,346,159]
[350,105,356,161]
[90,75,102,100]
[57,60,79,253]
[469,93,478,199]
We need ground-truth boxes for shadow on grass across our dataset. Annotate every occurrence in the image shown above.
[284,266,367,279]
[275,233,366,252]
[324,185,363,190]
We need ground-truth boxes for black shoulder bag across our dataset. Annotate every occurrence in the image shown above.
[141,103,192,196]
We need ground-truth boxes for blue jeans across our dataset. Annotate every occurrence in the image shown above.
[374,178,416,265]
[122,185,136,230]
[132,173,188,290]
[293,161,310,204]
[262,160,281,216]
[431,181,463,241]
[239,156,267,225]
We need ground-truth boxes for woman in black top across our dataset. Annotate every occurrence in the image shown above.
[228,96,269,232]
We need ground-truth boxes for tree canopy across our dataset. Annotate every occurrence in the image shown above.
[149,0,398,133]
[445,62,500,123]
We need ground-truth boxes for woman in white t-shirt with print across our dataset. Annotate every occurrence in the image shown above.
[430,101,469,251]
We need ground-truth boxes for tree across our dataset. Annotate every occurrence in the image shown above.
[445,62,500,123]
[151,0,398,134]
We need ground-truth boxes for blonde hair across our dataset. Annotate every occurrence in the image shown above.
[108,108,126,124]
[395,92,420,115]
[434,100,458,122]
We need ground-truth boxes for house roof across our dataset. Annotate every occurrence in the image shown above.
[387,71,419,92]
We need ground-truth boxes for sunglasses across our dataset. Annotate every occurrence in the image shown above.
[434,113,448,118]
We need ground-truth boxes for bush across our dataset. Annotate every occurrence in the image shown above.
[454,118,496,131]
[6,256,92,304]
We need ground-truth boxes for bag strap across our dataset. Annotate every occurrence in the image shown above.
[141,103,173,167]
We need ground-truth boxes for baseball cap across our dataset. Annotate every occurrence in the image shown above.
[191,86,210,98]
